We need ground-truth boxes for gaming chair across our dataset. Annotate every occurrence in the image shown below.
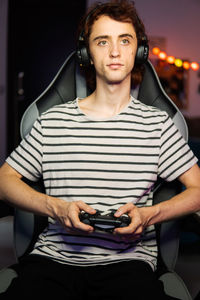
[0,51,192,300]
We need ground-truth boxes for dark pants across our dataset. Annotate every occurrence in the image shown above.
[1,255,180,300]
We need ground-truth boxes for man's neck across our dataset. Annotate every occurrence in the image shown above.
[79,77,131,119]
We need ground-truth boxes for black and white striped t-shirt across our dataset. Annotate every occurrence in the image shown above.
[6,96,197,270]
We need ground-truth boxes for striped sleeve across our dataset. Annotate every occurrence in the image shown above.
[6,118,43,181]
[158,114,198,181]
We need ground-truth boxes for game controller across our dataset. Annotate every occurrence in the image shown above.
[79,210,131,232]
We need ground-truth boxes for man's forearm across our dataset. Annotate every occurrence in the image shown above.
[0,174,54,217]
[140,186,200,227]
[140,164,200,227]
[0,163,59,218]
[0,163,95,233]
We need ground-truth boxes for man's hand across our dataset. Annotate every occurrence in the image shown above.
[113,203,151,240]
[52,199,96,234]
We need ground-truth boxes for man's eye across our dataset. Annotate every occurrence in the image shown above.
[98,40,107,46]
[121,39,129,45]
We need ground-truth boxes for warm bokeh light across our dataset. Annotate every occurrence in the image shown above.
[182,61,190,70]
[152,47,160,55]
[158,51,167,60]
[152,46,200,70]
[174,58,183,67]
[166,56,175,64]
[190,62,199,71]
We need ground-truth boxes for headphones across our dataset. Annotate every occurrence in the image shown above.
[76,4,149,67]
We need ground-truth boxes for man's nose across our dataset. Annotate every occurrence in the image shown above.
[109,42,120,57]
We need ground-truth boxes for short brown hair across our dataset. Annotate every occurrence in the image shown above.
[77,0,147,91]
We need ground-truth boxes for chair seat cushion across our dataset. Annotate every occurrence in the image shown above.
[0,267,18,293]
[159,271,192,300]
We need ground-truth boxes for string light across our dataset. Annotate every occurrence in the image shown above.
[183,61,190,70]
[174,58,183,68]
[152,47,199,71]
[152,47,160,55]
[158,51,167,60]
[166,56,175,64]
[190,62,199,71]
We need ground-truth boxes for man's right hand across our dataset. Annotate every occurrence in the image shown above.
[51,198,96,234]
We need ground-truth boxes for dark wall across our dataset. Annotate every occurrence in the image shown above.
[7,0,86,155]
[1,0,86,218]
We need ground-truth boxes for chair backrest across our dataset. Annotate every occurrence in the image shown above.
[15,51,188,273]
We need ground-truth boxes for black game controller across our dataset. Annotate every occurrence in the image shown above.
[79,210,131,232]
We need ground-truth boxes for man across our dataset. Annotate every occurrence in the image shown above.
[0,1,200,299]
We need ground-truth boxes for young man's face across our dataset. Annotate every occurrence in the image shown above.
[89,15,138,86]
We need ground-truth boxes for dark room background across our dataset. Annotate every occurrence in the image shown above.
[1,0,86,217]
[7,0,86,154]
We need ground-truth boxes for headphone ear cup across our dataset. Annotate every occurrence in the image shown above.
[76,40,91,67]
[135,44,149,65]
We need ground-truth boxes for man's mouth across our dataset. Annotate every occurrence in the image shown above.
[107,63,123,69]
